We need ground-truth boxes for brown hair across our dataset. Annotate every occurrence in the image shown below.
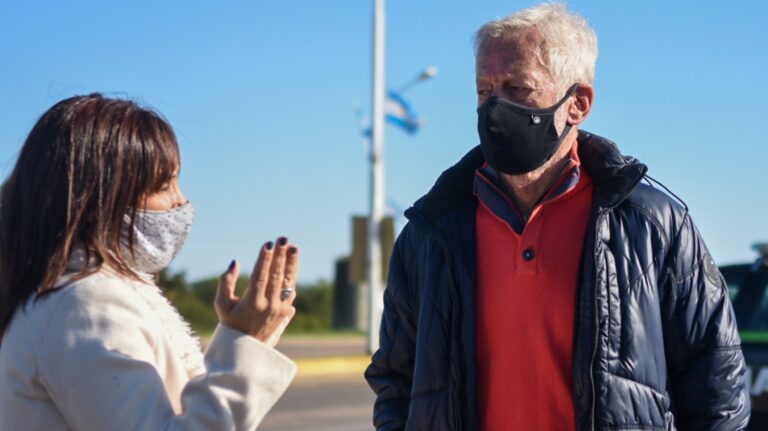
[0,93,180,335]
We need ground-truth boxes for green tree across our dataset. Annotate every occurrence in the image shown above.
[159,269,336,335]
[158,268,187,291]
[157,269,217,335]
[287,280,333,333]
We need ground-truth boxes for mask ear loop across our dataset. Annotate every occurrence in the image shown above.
[534,83,580,133]
[546,83,582,155]
[528,83,582,169]
[553,83,581,111]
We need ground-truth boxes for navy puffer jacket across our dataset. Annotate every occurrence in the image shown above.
[365,131,750,430]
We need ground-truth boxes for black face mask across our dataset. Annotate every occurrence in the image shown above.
[477,84,579,175]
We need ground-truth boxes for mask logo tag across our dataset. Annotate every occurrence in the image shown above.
[531,115,541,124]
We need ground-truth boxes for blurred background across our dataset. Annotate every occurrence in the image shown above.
[2,1,767,429]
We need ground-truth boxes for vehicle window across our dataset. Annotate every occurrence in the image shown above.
[751,281,768,330]
[722,263,767,331]
[721,265,749,302]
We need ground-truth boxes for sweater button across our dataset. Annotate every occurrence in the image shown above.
[522,248,535,261]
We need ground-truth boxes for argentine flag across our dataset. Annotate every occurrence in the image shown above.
[363,90,422,136]
[384,91,422,134]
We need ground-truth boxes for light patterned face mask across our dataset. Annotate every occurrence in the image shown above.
[121,202,195,274]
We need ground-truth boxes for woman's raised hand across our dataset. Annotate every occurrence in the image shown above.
[214,237,298,347]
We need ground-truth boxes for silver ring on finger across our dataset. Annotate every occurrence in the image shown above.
[280,287,294,301]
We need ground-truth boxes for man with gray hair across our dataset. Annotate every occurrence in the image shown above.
[365,3,750,430]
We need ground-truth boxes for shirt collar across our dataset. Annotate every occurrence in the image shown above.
[474,140,584,233]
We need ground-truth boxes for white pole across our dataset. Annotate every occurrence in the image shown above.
[368,0,386,355]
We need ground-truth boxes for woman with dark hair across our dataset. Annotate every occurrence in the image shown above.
[0,94,299,430]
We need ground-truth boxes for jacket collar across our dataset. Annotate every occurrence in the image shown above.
[577,131,648,209]
[408,130,648,226]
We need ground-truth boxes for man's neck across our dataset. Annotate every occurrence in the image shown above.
[498,139,576,218]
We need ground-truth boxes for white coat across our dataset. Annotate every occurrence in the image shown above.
[0,265,296,430]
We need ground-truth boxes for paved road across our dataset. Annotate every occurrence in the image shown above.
[201,334,368,358]
[260,374,375,431]
[274,335,368,358]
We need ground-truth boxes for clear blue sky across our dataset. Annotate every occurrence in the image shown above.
[1,0,766,283]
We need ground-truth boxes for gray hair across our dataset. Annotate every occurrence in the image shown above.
[474,2,598,94]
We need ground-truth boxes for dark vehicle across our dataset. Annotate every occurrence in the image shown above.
[721,243,768,429]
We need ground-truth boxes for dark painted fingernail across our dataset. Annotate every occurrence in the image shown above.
[228,260,236,271]
[288,247,298,255]
[265,241,274,250]
[278,237,288,246]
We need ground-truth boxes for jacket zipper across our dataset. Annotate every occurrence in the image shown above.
[587,170,646,431]
[586,166,646,431]
[589,210,605,431]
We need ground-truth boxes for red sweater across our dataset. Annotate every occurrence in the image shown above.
[474,144,593,431]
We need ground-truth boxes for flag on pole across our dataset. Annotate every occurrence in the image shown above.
[384,90,422,134]
[363,90,423,136]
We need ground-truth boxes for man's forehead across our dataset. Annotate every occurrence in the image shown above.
[480,28,544,55]
[476,30,548,71]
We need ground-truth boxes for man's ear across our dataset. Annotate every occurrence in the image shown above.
[567,83,594,126]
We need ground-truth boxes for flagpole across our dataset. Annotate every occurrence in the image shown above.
[367,0,386,355]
